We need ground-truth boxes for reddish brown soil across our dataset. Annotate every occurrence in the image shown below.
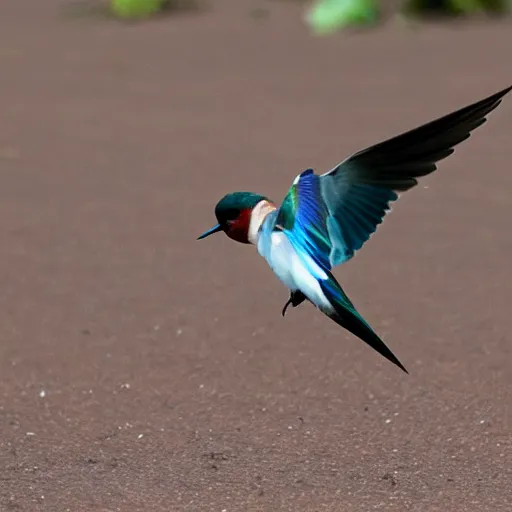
[1,1,512,510]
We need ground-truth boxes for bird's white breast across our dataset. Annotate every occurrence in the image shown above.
[257,229,332,313]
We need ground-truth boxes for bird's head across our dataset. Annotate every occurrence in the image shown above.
[197,191,269,244]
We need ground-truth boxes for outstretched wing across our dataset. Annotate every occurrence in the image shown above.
[277,86,511,269]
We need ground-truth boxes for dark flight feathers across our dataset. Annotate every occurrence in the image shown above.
[329,85,512,191]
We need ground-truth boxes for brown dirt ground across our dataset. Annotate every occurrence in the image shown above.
[1,1,512,510]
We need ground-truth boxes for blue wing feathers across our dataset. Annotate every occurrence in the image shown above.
[325,182,397,264]
[277,87,511,270]
[278,170,399,269]
[292,170,332,269]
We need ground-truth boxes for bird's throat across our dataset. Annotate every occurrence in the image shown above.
[248,200,277,245]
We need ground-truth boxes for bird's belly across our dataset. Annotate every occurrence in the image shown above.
[262,232,332,311]
[265,233,297,290]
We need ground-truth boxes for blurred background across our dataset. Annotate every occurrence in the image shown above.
[1,1,511,510]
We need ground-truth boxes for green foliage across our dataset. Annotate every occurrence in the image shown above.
[306,0,379,34]
[110,0,167,19]
[304,0,511,34]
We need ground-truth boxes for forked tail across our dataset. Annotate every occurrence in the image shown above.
[319,271,408,374]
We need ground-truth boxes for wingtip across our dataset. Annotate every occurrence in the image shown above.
[499,85,512,96]
[488,85,512,106]
[486,85,512,101]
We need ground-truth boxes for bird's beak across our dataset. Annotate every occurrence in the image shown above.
[197,223,223,240]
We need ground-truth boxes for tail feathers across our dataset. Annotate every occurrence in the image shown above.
[319,274,408,374]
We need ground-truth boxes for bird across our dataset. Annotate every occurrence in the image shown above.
[198,86,511,374]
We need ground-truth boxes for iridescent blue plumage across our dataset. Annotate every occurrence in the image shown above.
[277,169,332,270]
[322,182,398,265]
[277,168,399,269]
